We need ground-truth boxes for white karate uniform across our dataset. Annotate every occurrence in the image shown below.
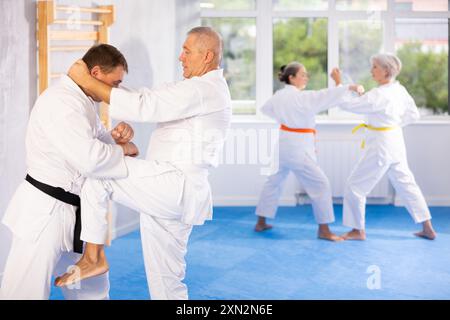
[80,69,231,300]
[0,75,128,300]
[338,81,431,230]
[256,85,351,224]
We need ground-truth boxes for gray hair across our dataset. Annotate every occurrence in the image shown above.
[278,61,305,85]
[370,53,402,80]
[187,26,223,65]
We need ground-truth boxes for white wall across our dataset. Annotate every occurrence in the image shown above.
[210,120,450,207]
[399,121,450,206]
[0,0,36,280]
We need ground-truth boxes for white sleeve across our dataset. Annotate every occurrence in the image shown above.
[401,92,420,126]
[337,89,388,114]
[260,99,276,119]
[297,86,352,113]
[109,80,203,123]
[45,97,128,178]
[95,114,115,145]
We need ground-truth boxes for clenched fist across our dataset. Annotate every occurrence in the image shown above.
[112,121,134,144]
[349,84,365,96]
[330,68,342,86]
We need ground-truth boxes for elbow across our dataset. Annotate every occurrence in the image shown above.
[260,107,273,118]
[78,162,99,177]
[408,111,420,123]
[128,97,154,123]
[78,156,105,176]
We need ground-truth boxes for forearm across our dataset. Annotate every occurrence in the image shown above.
[109,81,202,123]
[337,94,373,114]
[81,75,113,104]
[311,85,350,112]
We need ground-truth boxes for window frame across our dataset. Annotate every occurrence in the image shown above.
[200,0,450,119]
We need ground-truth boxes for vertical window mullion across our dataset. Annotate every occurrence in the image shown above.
[384,0,396,53]
[328,0,338,89]
[256,0,273,117]
[327,0,339,117]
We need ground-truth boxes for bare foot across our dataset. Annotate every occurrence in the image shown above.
[318,231,344,242]
[54,255,109,287]
[342,229,366,241]
[415,220,436,240]
[255,223,273,232]
[254,216,272,232]
[414,230,436,240]
[317,224,343,241]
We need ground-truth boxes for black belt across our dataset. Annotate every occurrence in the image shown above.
[25,174,83,254]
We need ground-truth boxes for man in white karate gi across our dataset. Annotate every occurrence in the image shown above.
[55,27,232,300]
[0,44,138,300]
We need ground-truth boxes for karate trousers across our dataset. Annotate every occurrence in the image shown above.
[256,132,334,225]
[0,201,109,300]
[80,158,193,300]
[343,149,431,230]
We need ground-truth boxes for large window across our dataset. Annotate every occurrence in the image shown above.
[395,0,449,12]
[339,20,383,90]
[200,0,450,117]
[202,18,257,114]
[273,0,328,10]
[273,18,328,92]
[336,0,388,10]
[200,0,256,10]
[395,18,448,114]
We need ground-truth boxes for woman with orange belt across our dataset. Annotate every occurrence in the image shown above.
[254,61,361,241]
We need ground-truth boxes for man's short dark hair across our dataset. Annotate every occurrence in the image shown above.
[82,44,128,73]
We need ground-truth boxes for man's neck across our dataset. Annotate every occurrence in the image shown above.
[199,65,219,77]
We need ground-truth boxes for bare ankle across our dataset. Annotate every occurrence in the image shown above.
[318,224,331,233]
[422,220,434,231]
[257,216,266,225]
[83,244,105,263]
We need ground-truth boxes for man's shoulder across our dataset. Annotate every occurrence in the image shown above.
[35,79,92,113]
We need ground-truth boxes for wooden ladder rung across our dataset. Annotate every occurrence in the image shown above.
[50,46,92,52]
[53,19,103,26]
[50,31,99,41]
[56,5,113,14]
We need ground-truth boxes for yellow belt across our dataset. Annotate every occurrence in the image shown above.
[352,123,398,149]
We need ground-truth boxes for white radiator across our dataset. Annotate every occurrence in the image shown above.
[296,135,393,203]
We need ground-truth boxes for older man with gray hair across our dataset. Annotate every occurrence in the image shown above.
[55,26,231,300]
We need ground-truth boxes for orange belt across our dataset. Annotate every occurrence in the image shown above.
[280,124,316,135]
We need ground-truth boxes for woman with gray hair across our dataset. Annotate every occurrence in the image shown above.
[255,61,362,241]
[335,53,436,241]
